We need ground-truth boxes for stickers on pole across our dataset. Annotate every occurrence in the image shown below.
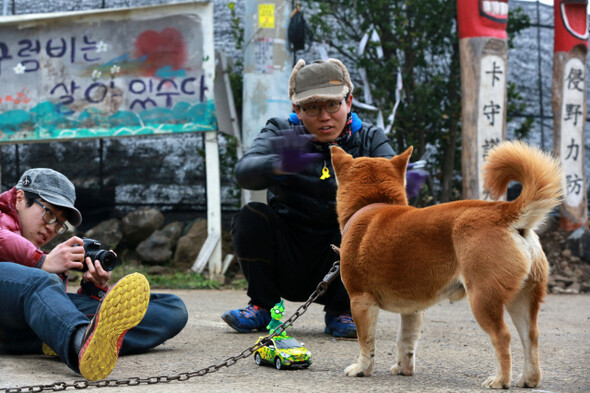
[258,4,275,29]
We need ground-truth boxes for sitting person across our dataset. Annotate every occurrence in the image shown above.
[0,168,188,381]
[221,58,396,338]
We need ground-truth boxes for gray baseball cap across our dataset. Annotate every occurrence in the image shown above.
[16,168,82,226]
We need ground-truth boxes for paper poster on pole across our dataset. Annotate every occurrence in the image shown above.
[258,4,275,28]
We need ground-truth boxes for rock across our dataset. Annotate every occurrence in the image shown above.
[551,286,566,294]
[161,221,185,249]
[136,230,174,264]
[172,219,208,270]
[121,207,165,246]
[566,226,590,263]
[566,282,581,294]
[147,265,174,275]
[83,218,123,250]
[135,222,185,265]
[118,248,142,267]
[541,223,590,295]
[552,274,574,286]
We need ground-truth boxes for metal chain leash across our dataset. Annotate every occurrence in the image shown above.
[1,261,341,393]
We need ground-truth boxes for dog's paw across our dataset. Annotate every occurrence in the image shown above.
[344,364,370,377]
[515,373,540,388]
[390,362,414,376]
[481,376,510,389]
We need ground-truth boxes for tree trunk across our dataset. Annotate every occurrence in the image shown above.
[440,37,461,202]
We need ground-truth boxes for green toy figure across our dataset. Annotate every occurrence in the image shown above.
[255,299,313,369]
[267,300,287,336]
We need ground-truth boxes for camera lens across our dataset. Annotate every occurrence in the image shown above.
[77,238,118,273]
[98,251,118,271]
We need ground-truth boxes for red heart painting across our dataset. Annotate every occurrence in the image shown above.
[133,28,187,77]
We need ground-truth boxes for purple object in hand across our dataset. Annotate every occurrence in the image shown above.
[406,163,429,200]
[272,127,323,173]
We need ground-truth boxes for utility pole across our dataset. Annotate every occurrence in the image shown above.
[552,0,588,230]
[241,0,293,203]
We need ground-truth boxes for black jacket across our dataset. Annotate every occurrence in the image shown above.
[235,115,395,231]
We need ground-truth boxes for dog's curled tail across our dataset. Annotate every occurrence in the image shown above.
[483,140,563,231]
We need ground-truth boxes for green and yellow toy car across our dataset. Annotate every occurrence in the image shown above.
[254,336,312,370]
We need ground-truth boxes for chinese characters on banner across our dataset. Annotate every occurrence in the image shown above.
[560,59,585,209]
[0,3,216,143]
[477,56,505,199]
[457,0,508,200]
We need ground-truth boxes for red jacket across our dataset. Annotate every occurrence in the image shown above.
[0,188,106,296]
[0,188,45,267]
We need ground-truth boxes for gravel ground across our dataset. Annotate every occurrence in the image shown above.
[1,289,589,393]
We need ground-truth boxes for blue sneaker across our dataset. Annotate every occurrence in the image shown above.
[222,304,271,333]
[324,312,357,338]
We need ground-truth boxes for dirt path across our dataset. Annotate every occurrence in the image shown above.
[1,290,589,392]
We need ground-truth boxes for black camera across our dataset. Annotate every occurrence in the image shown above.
[79,238,118,272]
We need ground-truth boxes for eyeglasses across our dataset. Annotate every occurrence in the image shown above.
[33,199,68,235]
[299,98,344,117]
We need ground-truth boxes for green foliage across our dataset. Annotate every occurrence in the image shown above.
[303,0,531,202]
[146,272,221,289]
[229,277,248,289]
[219,134,242,208]
[69,262,248,290]
[506,7,531,49]
[227,2,244,118]
[507,82,533,140]
[228,2,244,50]
[108,264,221,289]
[216,1,246,207]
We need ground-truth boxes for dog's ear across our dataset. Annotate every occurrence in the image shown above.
[390,146,413,172]
[330,145,353,175]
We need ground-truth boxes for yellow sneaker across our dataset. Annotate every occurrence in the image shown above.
[42,343,58,357]
[78,273,150,381]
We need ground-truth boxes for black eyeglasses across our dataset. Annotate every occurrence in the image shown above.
[34,199,68,235]
[299,98,344,117]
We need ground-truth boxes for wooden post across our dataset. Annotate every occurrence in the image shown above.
[457,0,509,200]
[191,130,223,280]
[552,0,588,230]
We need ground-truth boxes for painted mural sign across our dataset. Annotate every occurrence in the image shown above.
[0,3,216,143]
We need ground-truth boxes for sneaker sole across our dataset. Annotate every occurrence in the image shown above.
[79,273,150,381]
[42,343,58,357]
[221,313,269,333]
[324,327,358,339]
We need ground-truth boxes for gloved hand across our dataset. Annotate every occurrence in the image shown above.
[406,161,429,200]
[271,127,323,173]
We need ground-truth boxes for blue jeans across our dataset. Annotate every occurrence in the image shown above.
[0,262,188,374]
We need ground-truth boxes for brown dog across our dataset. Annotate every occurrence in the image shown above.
[331,141,562,389]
